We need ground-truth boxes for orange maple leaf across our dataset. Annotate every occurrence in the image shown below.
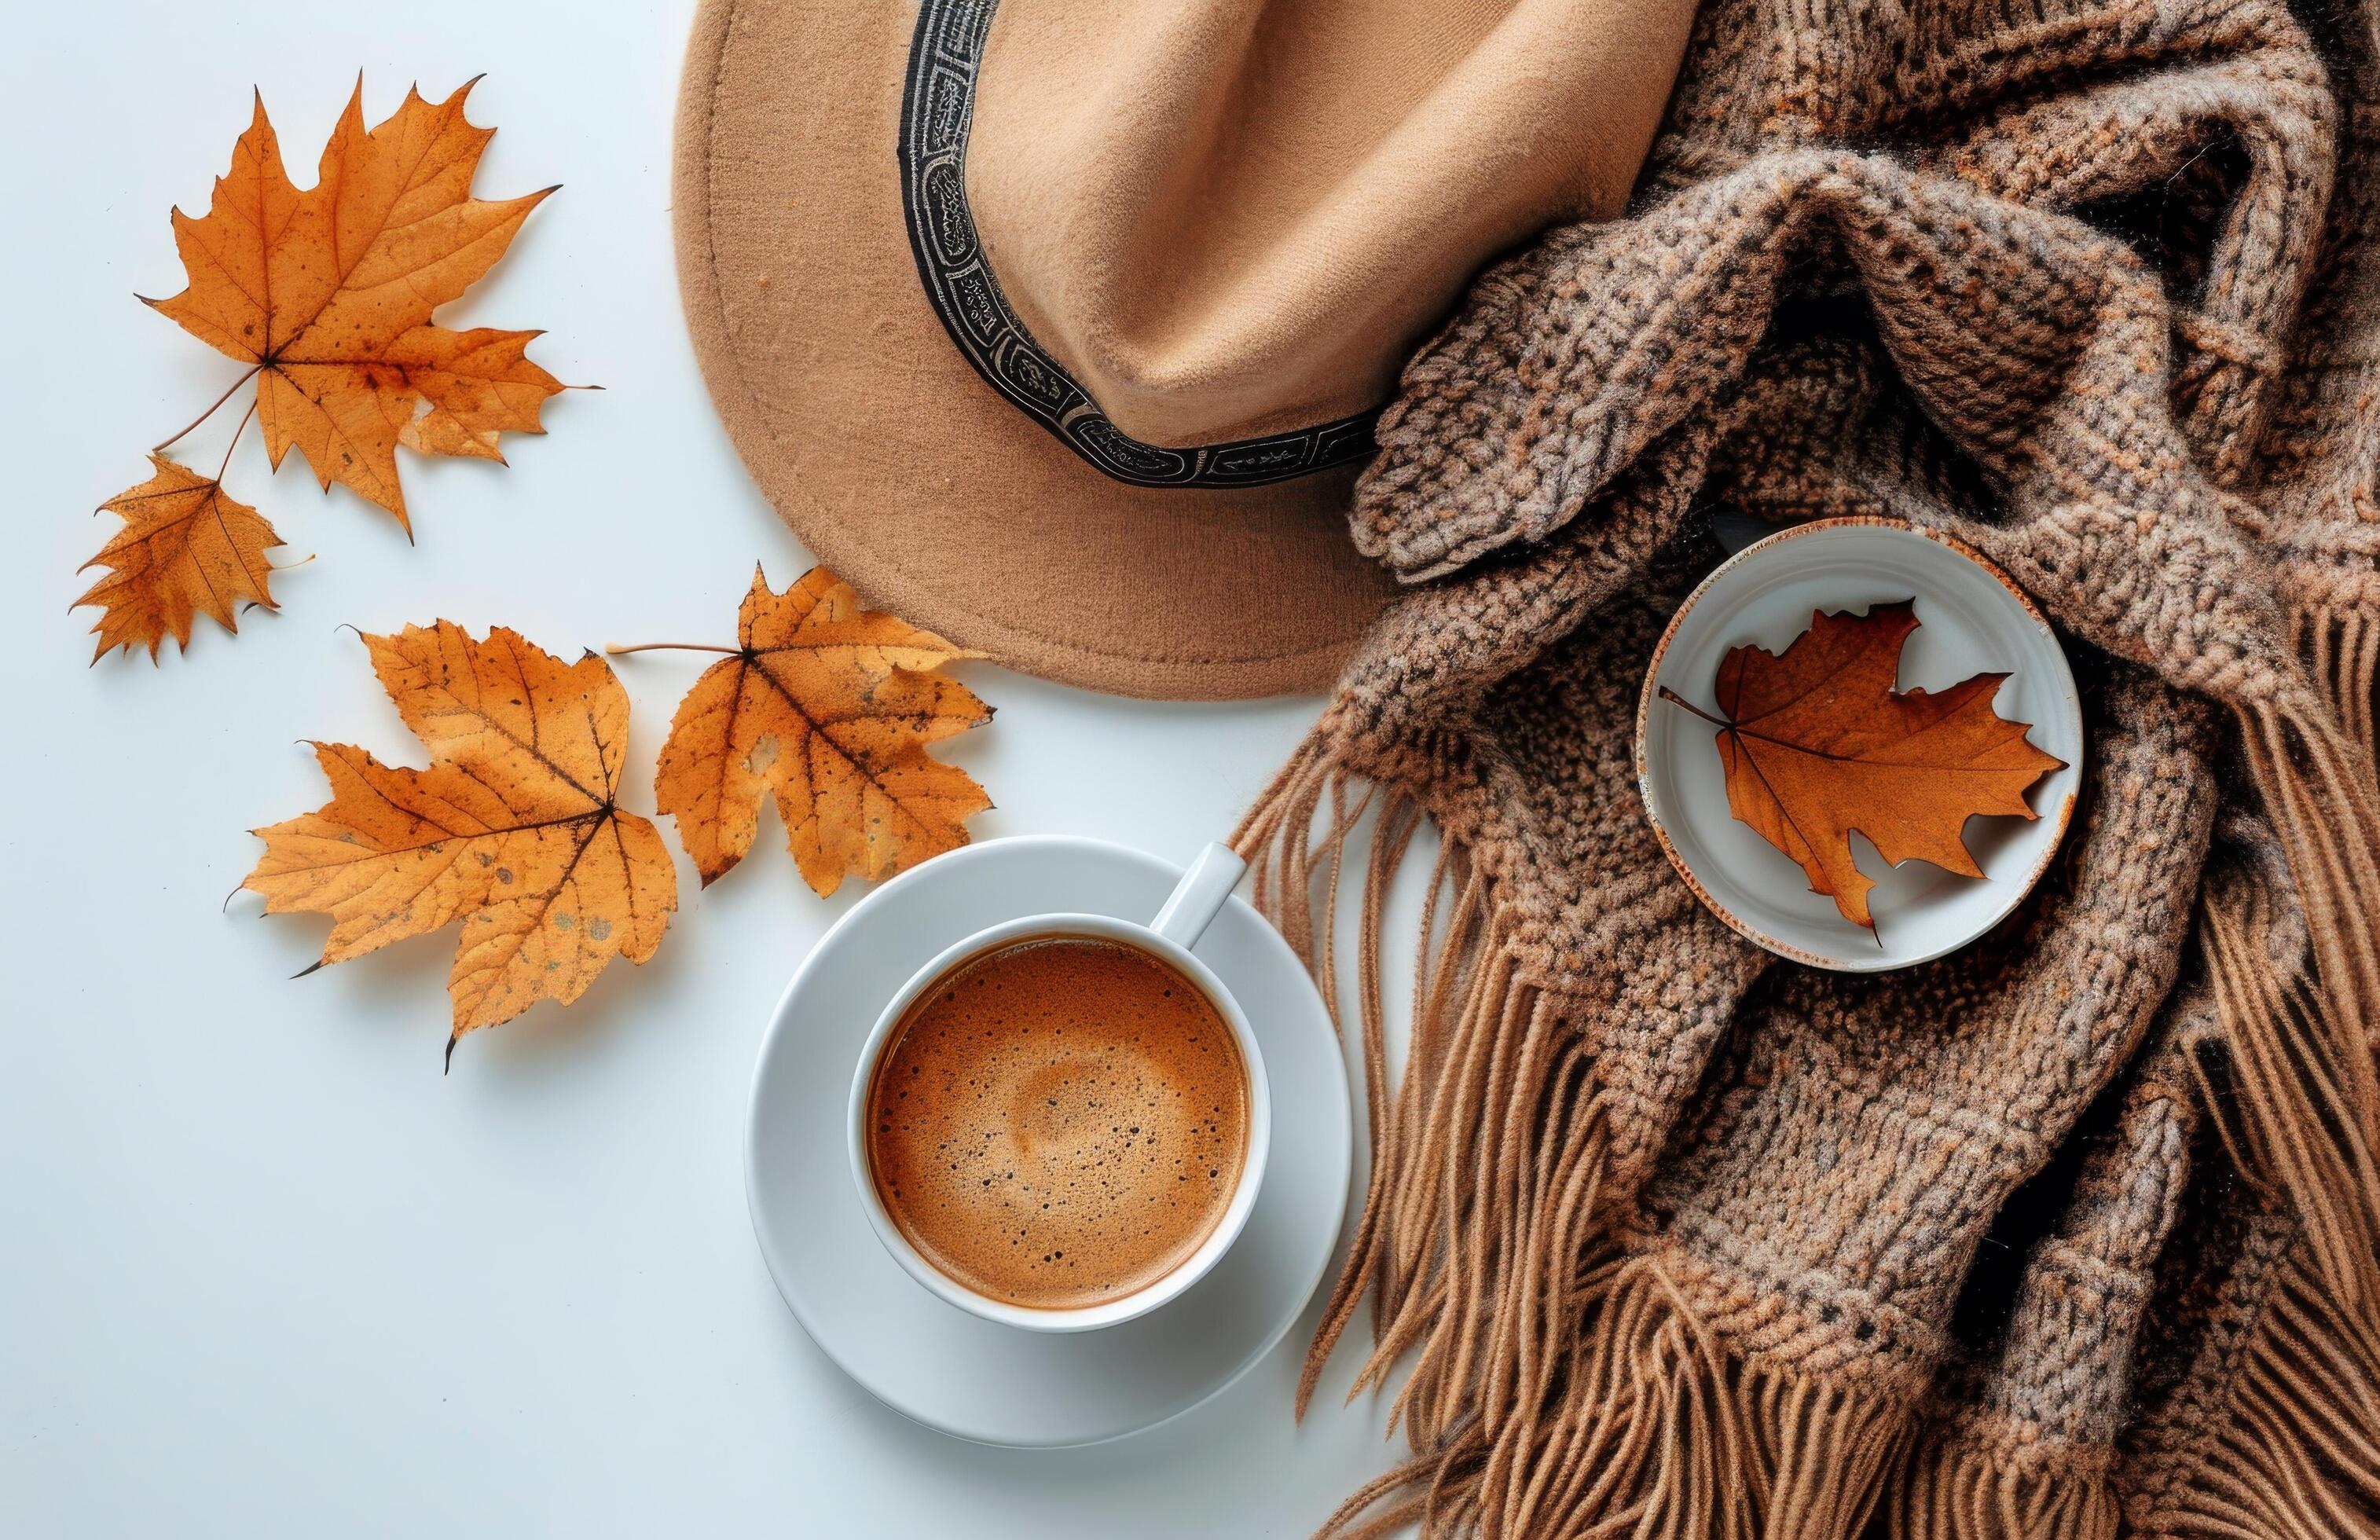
[1662,600,2066,930]
[75,456,284,661]
[244,622,677,1058]
[145,79,563,530]
[646,567,993,897]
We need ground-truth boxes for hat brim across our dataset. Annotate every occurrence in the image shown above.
[673,0,1398,699]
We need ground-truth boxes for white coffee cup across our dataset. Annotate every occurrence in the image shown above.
[847,843,1271,1333]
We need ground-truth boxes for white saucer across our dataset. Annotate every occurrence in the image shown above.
[1637,519,2085,971]
[744,835,1352,1447]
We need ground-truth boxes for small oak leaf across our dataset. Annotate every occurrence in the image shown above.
[76,456,284,662]
[1668,600,2065,930]
[244,622,677,1056]
[654,566,993,896]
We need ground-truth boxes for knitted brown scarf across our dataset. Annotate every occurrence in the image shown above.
[1234,0,2380,1535]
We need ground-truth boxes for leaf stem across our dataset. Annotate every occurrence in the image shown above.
[215,398,259,483]
[1656,685,1730,728]
[154,365,262,453]
[604,642,738,656]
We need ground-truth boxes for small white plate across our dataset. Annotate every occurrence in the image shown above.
[744,835,1352,1447]
[1637,519,2084,971]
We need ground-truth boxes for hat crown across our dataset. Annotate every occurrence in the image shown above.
[958,0,1694,449]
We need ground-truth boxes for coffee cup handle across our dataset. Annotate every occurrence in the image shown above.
[1150,842,1247,953]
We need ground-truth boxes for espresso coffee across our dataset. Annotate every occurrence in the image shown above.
[864,935,1251,1310]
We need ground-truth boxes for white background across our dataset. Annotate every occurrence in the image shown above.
[0,4,1419,1533]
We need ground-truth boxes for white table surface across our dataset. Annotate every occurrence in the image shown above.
[0,5,1426,1533]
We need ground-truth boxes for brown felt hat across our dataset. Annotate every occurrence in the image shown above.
[674,0,1696,698]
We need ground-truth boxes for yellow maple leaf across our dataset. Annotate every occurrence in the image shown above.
[648,567,993,896]
[145,79,563,530]
[75,456,283,661]
[244,622,677,1058]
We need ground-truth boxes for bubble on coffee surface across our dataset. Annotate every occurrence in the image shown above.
[865,936,1250,1310]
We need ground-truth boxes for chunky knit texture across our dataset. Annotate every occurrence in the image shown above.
[1234,0,2380,1534]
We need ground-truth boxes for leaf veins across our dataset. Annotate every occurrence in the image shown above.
[244,621,677,1054]
[1663,600,2066,930]
[648,566,993,896]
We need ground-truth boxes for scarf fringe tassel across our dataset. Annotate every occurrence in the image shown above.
[1889,1433,2116,1540]
[2228,693,2380,1310]
[2301,605,2380,762]
[2132,1245,2380,1538]
[1311,1254,1913,1540]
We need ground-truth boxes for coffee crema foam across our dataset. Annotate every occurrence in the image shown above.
[864,935,1249,1310]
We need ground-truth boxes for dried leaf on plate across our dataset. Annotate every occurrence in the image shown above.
[1662,600,2064,930]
